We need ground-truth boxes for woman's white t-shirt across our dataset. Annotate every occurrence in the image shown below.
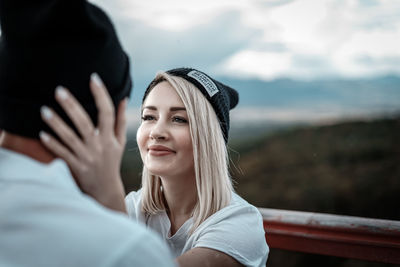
[125,190,269,267]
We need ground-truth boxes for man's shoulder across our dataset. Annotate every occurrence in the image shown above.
[62,199,175,267]
[48,189,147,238]
[1,187,174,267]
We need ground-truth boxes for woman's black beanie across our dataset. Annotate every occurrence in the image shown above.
[143,68,239,143]
[0,0,132,138]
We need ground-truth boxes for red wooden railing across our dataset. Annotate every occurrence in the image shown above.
[259,208,400,264]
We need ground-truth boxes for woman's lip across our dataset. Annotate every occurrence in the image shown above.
[148,145,175,156]
[148,150,174,156]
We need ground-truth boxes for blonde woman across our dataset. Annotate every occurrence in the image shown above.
[40,68,269,267]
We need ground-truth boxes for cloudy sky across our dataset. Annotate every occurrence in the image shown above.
[91,0,400,82]
[89,0,400,126]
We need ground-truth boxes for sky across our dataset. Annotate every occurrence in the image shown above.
[88,0,400,127]
[91,0,400,82]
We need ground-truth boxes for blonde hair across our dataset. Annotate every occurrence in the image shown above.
[140,72,233,233]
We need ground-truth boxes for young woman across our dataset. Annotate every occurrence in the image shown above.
[40,69,269,267]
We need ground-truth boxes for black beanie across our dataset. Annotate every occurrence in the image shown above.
[143,68,239,143]
[0,0,132,139]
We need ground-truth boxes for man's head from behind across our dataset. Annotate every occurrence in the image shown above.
[0,0,132,139]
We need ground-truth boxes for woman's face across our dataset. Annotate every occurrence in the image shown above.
[137,81,194,179]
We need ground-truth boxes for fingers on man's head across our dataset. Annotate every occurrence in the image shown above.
[115,98,128,145]
[54,86,95,140]
[90,73,115,135]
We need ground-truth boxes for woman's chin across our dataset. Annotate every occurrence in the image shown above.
[146,166,170,177]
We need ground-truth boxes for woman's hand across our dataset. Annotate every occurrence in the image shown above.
[40,73,128,213]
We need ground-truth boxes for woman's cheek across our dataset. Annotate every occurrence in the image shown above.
[136,125,147,158]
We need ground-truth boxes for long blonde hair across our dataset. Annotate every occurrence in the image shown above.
[140,72,233,233]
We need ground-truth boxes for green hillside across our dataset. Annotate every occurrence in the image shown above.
[230,117,400,221]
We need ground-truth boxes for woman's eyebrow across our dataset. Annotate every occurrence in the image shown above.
[170,107,186,111]
[142,106,186,112]
[143,106,157,111]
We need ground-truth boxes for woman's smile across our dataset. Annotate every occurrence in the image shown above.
[148,145,176,156]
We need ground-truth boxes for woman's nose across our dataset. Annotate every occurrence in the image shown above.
[149,121,167,140]
[150,132,165,140]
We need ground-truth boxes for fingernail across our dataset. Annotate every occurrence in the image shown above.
[91,73,103,87]
[94,128,100,136]
[56,86,68,100]
[40,106,53,120]
[39,131,50,142]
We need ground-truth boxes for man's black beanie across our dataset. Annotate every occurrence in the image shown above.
[0,0,132,138]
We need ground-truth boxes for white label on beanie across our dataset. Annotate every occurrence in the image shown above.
[188,70,219,97]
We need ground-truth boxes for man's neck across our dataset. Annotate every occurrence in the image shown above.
[0,131,55,163]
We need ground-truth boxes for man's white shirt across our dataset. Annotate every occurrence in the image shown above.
[0,148,175,267]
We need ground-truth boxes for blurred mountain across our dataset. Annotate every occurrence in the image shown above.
[219,75,400,110]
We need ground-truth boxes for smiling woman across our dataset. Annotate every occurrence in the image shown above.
[40,68,269,267]
[129,69,269,267]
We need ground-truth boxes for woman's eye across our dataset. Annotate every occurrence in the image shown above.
[173,116,188,123]
[142,115,155,121]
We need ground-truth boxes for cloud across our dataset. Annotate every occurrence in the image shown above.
[91,0,400,83]
[92,5,260,105]
[91,0,250,31]
[216,0,400,80]
[216,50,292,80]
